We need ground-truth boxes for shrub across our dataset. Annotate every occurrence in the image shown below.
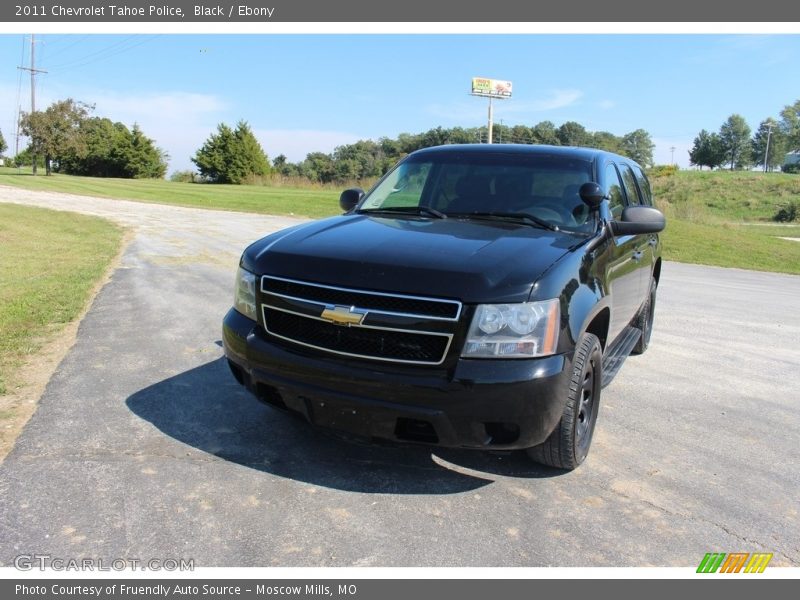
[170,170,198,183]
[773,200,798,222]
[782,162,800,174]
[648,164,679,177]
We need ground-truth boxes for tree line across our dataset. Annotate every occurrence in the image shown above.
[10,97,657,185]
[274,122,656,184]
[689,99,800,172]
[192,121,656,186]
[9,98,167,178]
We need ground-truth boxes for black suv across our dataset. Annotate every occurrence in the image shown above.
[223,144,665,469]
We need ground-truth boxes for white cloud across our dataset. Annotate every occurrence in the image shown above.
[90,91,227,121]
[598,99,616,110]
[525,89,583,111]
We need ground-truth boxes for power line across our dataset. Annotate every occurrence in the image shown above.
[44,35,145,70]
[42,34,90,53]
[54,36,160,73]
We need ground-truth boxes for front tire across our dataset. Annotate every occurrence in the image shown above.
[527,333,602,470]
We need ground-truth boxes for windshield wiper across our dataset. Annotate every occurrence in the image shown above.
[357,206,447,219]
[452,211,559,232]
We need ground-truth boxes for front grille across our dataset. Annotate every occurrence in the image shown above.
[262,276,460,320]
[264,309,450,364]
[260,276,460,365]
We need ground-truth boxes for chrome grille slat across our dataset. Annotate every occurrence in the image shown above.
[260,276,460,365]
[261,275,461,321]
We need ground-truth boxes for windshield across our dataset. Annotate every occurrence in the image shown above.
[359,151,595,233]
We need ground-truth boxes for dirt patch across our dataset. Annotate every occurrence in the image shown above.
[0,229,132,461]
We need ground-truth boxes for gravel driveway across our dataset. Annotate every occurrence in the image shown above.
[1,186,798,568]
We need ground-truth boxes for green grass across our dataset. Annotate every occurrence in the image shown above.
[0,203,123,396]
[661,220,800,274]
[651,170,800,222]
[0,167,340,219]
[649,170,800,273]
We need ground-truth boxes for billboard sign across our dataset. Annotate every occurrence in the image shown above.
[471,77,512,98]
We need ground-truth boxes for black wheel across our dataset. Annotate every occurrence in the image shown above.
[631,277,657,355]
[527,333,602,470]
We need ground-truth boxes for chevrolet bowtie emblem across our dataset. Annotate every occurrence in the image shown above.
[320,304,368,326]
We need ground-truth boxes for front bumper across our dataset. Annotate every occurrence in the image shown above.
[222,308,572,450]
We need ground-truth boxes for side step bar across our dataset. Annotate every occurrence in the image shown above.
[601,326,642,388]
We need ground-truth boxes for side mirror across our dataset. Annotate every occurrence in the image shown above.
[610,206,666,236]
[579,182,606,210]
[339,188,364,212]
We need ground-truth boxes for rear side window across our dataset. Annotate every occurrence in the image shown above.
[619,164,642,205]
[604,164,625,220]
[632,166,653,206]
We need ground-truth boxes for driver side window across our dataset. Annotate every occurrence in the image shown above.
[605,164,625,220]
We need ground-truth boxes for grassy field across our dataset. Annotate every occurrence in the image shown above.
[660,221,800,274]
[0,167,341,219]
[651,170,800,222]
[0,167,798,274]
[649,170,800,274]
[0,203,123,396]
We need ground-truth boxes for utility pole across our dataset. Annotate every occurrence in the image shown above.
[670,146,676,165]
[763,124,772,173]
[17,34,47,175]
[487,97,494,144]
[14,104,21,162]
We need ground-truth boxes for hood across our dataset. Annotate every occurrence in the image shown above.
[242,215,580,304]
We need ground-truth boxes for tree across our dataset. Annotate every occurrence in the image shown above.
[557,121,591,146]
[12,147,45,169]
[57,117,167,178]
[621,129,655,166]
[58,117,122,176]
[300,152,335,183]
[591,131,622,154]
[751,118,785,172]
[192,121,270,184]
[20,98,92,175]
[531,121,560,146]
[0,128,7,157]
[332,139,384,179]
[120,124,168,178]
[719,114,752,170]
[509,125,533,144]
[689,129,726,170]
[779,99,800,153]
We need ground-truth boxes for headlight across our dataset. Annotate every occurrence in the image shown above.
[233,267,257,321]
[461,299,560,358]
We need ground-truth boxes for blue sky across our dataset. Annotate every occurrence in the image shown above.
[1,34,798,172]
